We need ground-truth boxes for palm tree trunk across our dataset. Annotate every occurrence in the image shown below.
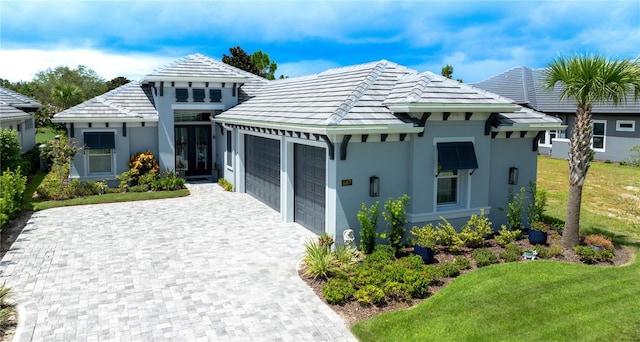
[563,105,593,247]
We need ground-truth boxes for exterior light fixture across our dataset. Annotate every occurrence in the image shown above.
[508,167,519,185]
[369,176,380,197]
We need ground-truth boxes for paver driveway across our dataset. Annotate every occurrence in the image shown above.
[0,183,356,341]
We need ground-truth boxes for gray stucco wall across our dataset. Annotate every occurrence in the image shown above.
[488,137,539,228]
[129,127,159,158]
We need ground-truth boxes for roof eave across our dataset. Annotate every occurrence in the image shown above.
[51,116,159,123]
[492,123,568,132]
[214,117,423,135]
[386,103,520,113]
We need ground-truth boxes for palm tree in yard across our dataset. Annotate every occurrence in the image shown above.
[544,53,640,248]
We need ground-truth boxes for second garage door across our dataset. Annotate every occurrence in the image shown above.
[245,135,281,211]
[294,144,326,235]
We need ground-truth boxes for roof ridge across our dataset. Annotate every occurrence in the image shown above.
[324,60,388,125]
[195,53,267,81]
[406,72,434,102]
[0,86,41,106]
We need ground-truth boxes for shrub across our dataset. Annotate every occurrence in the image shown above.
[574,245,613,263]
[437,261,461,278]
[0,168,27,228]
[403,268,431,298]
[383,281,411,302]
[472,248,499,267]
[217,178,233,191]
[382,195,410,255]
[500,243,523,262]
[355,285,385,306]
[454,256,471,270]
[526,181,548,224]
[394,255,424,271]
[628,144,640,167]
[357,201,380,254]
[584,234,614,250]
[436,218,463,252]
[364,244,395,266]
[36,163,75,200]
[0,129,22,172]
[41,135,80,168]
[409,224,437,248]
[534,244,550,259]
[129,184,149,193]
[548,244,564,257]
[318,233,334,249]
[354,268,385,288]
[303,239,336,279]
[322,278,355,305]
[495,225,522,247]
[502,187,526,229]
[150,171,185,191]
[0,282,12,322]
[333,244,360,272]
[459,209,492,247]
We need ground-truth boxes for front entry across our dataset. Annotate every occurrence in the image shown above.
[175,125,212,176]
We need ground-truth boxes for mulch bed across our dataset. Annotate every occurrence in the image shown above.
[300,231,634,327]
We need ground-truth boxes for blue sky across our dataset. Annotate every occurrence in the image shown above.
[1,1,638,83]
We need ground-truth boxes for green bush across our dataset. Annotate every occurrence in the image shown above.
[459,209,493,247]
[150,171,186,191]
[436,218,463,252]
[402,268,431,298]
[383,281,411,302]
[394,255,424,271]
[1,167,27,228]
[382,195,409,255]
[526,181,548,224]
[334,244,360,273]
[357,201,380,254]
[218,178,233,191]
[355,285,385,306]
[454,256,471,270]
[495,225,522,246]
[0,282,12,322]
[364,244,395,266]
[472,248,499,267]
[502,187,526,229]
[437,261,461,278]
[36,163,74,200]
[574,245,614,263]
[499,243,523,262]
[409,224,437,248]
[534,244,550,259]
[303,239,336,279]
[323,278,355,305]
[0,129,22,172]
[548,244,564,257]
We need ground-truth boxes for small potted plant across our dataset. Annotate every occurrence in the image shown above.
[409,224,437,264]
[528,221,549,245]
[583,234,613,252]
[522,248,538,260]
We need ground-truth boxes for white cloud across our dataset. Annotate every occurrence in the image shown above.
[0,49,176,82]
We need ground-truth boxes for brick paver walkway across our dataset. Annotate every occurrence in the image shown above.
[0,183,356,341]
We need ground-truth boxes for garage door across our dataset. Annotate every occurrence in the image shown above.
[245,135,280,211]
[294,144,326,235]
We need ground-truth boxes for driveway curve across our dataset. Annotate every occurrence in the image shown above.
[0,183,356,341]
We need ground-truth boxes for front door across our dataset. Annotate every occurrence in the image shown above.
[175,125,211,176]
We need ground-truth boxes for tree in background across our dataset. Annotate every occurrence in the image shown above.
[222,46,283,80]
[106,76,131,91]
[441,64,463,83]
[51,84,84,110]
[543,53,640,247]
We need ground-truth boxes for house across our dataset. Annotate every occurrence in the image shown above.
[53,54,564,241]
[472,66,640,162]
[0,86,41,153]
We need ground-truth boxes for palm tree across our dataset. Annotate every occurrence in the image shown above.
[52,84,84,111]
[543,54,640,247]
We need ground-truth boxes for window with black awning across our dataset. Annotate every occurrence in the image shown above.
[84,132,115,149]
[437,142,478,171]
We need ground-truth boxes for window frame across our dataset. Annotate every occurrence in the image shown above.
[83,130,116,176]
[433,137,474,212]
[539,130,561,147]
[592,120,606,152]
[616,120,635,132]
[226,129,233,169]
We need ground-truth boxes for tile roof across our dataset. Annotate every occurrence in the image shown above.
[143,53,264,83]
[53,81,158,122]
[495,106,563,128]
[0,102,32,122]
[0,86,41,109]
[218,60,417,126]
[472,66,640,113]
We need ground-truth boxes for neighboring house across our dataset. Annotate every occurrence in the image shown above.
[0,86,41,153]
[472,66,640,162]
[53,54,564,241]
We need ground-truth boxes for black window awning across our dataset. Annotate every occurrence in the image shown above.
[84,132,115,149]
[437,142,478,171]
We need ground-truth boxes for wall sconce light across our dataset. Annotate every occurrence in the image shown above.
[369,176,380,197]
[508,167,519,185]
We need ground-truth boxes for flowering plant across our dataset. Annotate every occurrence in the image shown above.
[530,221,550,232]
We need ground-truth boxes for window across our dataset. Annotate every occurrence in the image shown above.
[539,130,560,147]
[16,124,21,132]
[210,89,222,102]
[226,130,233,168]
[25,119,33,130]
[176,88,188,102]
[435,141,477,209]
[88,149,113,174]
[592,120,606,151]
[193,89,205,102]
[616,120,635,132]
[84,132,115,175]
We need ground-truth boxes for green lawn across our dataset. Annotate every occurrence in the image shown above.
[35,127,65,144]
[352,157,640,341]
